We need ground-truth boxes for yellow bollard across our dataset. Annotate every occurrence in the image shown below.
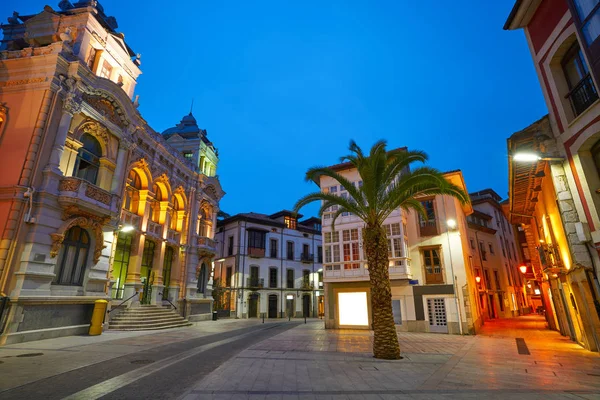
[89,299,108,336]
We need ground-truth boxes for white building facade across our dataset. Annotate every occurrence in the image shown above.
[214,211,323,319]
[320,161,486,335]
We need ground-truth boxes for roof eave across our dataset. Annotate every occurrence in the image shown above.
[504,0,542,30]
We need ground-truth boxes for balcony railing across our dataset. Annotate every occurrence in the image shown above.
[248,247,265,258]
[58,177,119,216]
[300,280,314,290]
[567,74,599,116]
[167,229,181,244]
[301,253,314,263]
[121,209,141,230]
[537,242,564,270]
[323,259,412,281]
[246,277,264,288]
[147,220,163,238]
[198,236,217,253]
[419,220,438,237]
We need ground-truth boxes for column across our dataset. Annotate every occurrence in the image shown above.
[46,93,81,174]
[123,232,145,305]
[111,142,131,192]
[150,241,166,305]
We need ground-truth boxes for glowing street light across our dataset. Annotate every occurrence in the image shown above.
[475,276,481,284]
[512,152,564,162]
[519,265,527,274]
[120,225,134,233]
[447,219,457,229]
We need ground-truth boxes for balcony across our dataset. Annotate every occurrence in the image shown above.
[167,229,181,245]
[419,220,438,237]
[198,236,217,254]
[323,259,412,281]
[537,243,564,272]
[58,177,119,217]
[301,253,314,263]
[248,247,265,258]
[121,209,141,230]
[246,278,264,288]
[300,280,314,290]
[567,74,599,117]
[146,220,163,239]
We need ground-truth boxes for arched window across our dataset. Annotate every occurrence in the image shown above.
[54,226,90,286]
[74,133,102,184]
[124,170,142,212]
[197,263,207,293]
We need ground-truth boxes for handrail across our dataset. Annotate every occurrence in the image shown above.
[160,293,177,310]
[108,291,138,313]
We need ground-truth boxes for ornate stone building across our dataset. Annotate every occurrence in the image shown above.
[0,1,223,344]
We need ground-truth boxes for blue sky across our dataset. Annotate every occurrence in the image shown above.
[2,1,548,218]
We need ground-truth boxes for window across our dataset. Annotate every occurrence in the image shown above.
[74,133,101,185]
[317,246,323,263]
[493,270,501,290]
[479,241,487,261]
[248,230,266,249]
[269,268,277,288]
[111,232,132,299]
[488,243,495,255]
[228,236,234,256]
[302,244,310,259]
[329,185,338,193]
[302,270,310,286]
[511,243,517,261]
[506,264,512,286]
[287,241,294,260]
[162,247,174,300]
[384,223,405,259]
[197,263,207,293]
[287,269,294,288]
[422,248,443,284]
[249,266,259,287]
[99,60,112,79]
[484,269,492,290]
[470,239,475,250]
[500,239,506,257]
[54,226,90,286]
[183,151,193,159]
[573,0,600,44]
[226,266,232,286]
[270,238,278,258]
[284,216,297,230]
[87,47,98,69]
[419,199,437,236]
[342,228,360,269]
[562,42,598,115]
[505,239,512,260]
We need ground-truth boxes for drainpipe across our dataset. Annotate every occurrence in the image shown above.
[280,226,284,317]
[240,221,247,319]
[235,220,241,318]
[442,199,464,335]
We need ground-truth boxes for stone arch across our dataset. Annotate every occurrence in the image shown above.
[204,184,219,201]
[128,158,153,190]
[153,173,173,202]
[173,186,188,210]
[50,216,106,264]
[72,119,111,159]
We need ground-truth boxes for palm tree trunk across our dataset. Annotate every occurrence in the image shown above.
[363,224,401,359]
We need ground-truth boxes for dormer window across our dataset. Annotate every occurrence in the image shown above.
[183,151,193,160]
[99,60,112,79]
[284,216,297,230]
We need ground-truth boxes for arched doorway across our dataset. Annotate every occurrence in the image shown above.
[303,294,311,318]
[140,240,156,305]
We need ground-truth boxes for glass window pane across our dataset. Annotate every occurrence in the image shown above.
[583,11,600,44]
[72,248,88,284]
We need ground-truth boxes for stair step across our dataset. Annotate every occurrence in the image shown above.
[108,322,192,331]
[109,321,191,329]
[114,311,179,317]
[111,317,186,324]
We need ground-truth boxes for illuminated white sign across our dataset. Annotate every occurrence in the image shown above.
[286,295,294,300]
[338,292,368,326]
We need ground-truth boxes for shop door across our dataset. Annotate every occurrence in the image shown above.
[268,295,278,318]
[248,294,258,318]
[303,295,310,317]
[427,298,448,333]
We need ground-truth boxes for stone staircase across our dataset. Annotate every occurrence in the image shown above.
[108,305,192,331]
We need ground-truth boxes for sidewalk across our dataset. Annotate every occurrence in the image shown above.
[184,318,600,399]
[0,318,268,392]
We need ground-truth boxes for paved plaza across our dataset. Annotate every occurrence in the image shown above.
[184,315,600,399]
[0,315,598,399]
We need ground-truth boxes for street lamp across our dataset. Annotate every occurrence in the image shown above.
[512,152,564,162]
[447,219,457,230]
[120,224,134,233]
[475,276,481,284]
[519,265,527,274]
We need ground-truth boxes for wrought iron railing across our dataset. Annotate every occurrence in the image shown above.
[246,277,264,288]
[566,74,599,116]
[537,242,564,270]
[301,253,314,263]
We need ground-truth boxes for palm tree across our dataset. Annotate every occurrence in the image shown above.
[294,140,468,360]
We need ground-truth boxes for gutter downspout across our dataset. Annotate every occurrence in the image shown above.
[235,220,241,318]
[240,221,247,319]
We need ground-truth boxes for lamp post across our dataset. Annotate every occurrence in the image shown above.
[444,216,463,335]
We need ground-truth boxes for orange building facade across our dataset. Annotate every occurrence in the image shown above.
[0,2,223,344]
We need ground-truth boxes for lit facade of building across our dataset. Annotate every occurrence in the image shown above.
[318,158,490,334]
[213,211,323,319]
[467,189,528,321]
[0,1,223,344]
[505,0,600,351]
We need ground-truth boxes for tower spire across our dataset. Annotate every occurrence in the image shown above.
[189,98,194,115]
